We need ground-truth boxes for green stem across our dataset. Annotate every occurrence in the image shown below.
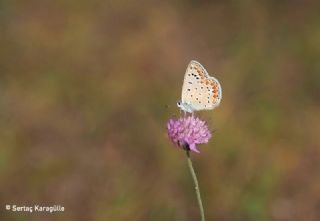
[186,150,205,221]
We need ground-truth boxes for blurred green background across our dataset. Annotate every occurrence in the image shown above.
[1,1,320,221]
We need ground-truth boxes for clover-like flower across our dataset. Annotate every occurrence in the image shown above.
[167,116,212,153]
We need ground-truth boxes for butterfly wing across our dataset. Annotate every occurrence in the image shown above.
[181,60,222,111]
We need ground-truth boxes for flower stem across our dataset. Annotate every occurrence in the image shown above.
[186,150,205,221]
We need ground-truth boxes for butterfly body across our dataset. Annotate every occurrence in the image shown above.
[177,101,195,113]
[177,60,222,113]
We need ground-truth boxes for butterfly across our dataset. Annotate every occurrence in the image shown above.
[177,60,222,113]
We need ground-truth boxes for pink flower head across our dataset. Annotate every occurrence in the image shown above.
[167,116,212,153]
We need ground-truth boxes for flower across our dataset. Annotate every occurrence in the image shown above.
[167,116,212,153]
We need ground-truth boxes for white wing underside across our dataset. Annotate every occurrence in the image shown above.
[181,60,222,112]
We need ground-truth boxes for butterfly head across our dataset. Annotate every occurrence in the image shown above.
[177,101,194,113]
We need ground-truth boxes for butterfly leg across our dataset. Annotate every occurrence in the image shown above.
[180,108,185,117]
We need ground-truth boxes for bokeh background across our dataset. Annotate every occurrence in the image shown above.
[1,1,320,221]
